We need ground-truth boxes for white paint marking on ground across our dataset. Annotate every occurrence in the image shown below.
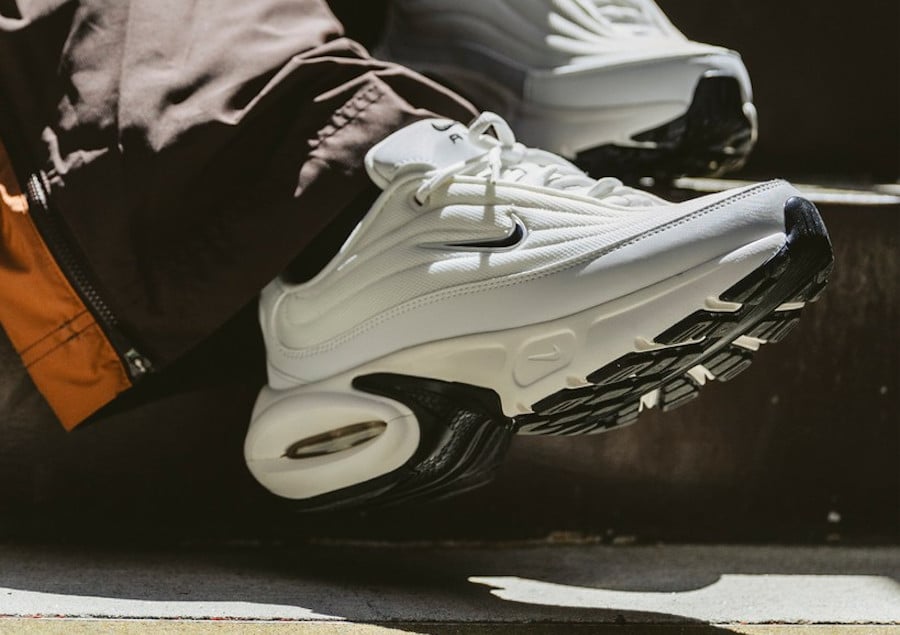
[469,574,900,623]
[0,589,340,621]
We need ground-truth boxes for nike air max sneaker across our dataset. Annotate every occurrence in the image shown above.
[380,0,757,181]
[244,113,831,509]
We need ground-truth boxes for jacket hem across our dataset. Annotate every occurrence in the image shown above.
[0,137,132,429]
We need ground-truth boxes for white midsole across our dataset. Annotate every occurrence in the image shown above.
[263,231,784,418]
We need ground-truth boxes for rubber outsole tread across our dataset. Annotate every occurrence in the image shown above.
[575,76,755,182]
[750,311,801,343]
[516,196,833,436]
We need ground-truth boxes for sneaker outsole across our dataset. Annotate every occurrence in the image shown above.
[575,76,757,183]
[282,376,514,511]
[517,196,832,435]
[288,196,832,511]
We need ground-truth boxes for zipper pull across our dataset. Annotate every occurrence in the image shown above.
[124,348,153,379]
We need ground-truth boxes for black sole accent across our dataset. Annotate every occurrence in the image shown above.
[516,196,833,436]
[575,76,755,183]
[287,375,516,511]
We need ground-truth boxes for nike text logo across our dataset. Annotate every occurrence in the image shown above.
[432,121,463,143]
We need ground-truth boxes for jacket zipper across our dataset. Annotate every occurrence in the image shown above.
[24,172,153,381]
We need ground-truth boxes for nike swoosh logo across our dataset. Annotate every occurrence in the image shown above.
[436,215,527,251]
[527,345,562,362]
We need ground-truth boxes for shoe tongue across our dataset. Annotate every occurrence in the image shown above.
[365,118,485,189]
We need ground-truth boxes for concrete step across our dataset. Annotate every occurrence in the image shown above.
[2,621,899,634]
[0,544,897,632]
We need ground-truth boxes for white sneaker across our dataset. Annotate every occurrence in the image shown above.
[380,0,757,180]
[244,113,831,508]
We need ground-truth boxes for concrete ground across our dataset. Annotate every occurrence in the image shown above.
[0,543,896,633]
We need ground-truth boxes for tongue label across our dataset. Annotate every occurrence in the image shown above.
[365,118,484,188]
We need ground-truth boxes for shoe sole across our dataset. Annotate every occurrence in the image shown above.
[250,197,832,510]
[515,196,831,434]
[576,76,757,183]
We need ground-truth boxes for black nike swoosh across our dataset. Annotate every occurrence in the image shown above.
[431,121,455,132]
[442,216,527,250]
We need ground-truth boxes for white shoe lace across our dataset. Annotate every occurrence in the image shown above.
[415,112,658,207]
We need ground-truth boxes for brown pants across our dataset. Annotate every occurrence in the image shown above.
[0,0,475,428]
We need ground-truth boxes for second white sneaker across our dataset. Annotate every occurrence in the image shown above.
[244,113,831,508]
